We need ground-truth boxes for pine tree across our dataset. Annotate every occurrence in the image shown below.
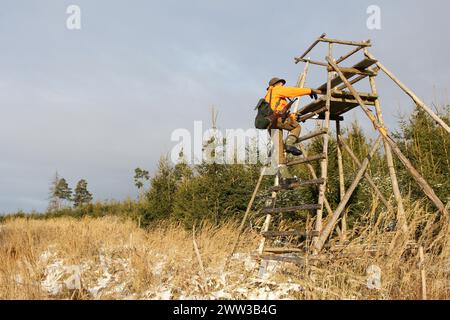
[73,179,93,207]
[55,178,73,202]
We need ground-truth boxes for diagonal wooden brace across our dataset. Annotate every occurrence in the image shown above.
[365,51,450,135]
[338,135,394,213]
[314,135,383,252]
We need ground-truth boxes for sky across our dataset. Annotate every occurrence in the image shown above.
[0,0,449,213]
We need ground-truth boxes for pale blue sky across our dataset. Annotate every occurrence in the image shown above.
[1,0,449,213]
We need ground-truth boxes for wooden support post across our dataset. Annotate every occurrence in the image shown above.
[257,130,283,257]
[314,136,383,252]
[336,120,347,241]
[365,51,450,135]
[258,214,272,255]
[326,56,448,217]
[338,135,394,212]
[224,167,266,270]
[294,61,310,113]
[368,71,407,230]
[314,43,333,248]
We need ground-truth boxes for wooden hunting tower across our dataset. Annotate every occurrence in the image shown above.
[228,34,449,266]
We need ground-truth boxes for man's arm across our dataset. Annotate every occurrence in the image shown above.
[276,86,312,98]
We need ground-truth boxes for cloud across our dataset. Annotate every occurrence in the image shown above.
[0,0,449,212]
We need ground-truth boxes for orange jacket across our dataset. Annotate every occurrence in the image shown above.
[265,86,312,120]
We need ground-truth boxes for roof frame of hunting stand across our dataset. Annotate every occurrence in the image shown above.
[225,34,449,269]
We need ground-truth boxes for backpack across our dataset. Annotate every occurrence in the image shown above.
[254,89,275,130]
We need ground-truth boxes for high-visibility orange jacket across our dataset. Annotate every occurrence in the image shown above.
[265,86,312,121]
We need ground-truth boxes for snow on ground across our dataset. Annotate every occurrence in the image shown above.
[33,248,303,300]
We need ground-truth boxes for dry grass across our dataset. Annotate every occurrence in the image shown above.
[0,201,448,300]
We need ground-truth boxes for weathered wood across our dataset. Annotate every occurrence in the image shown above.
[336,66,380,91]
[225,167,267,270]
[319,38,371,47]
[297,129,328,143]
[270,178,325,192]
[318,114,344,121]
[326,56,448,217]
[317,58,377,91]
[419,246,427,300]
[328,66,376,76]
[338,135,394,212]
[336,121,347,241]
[314,43,333,247]
[365,51,450,134]
[297,107,328,122]
[258,214,272,255]
[294,61,310,113]
[192,224,207,291]
[275,129,286,166]
[330,90,378,101]
[298,145,334,218]
[262,204,321,214]
[336,45,365,64]
[300,96,376,117]
[287,153,326,166]
[295,33,326,61]
[295,57,328,67]
[368,72,407,230]
[314,136,383,252]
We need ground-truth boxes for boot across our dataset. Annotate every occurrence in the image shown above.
[285,135,302,156]
[279,177,299,188]
[278,165,299,188]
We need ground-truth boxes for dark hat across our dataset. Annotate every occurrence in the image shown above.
[268,77,286,89]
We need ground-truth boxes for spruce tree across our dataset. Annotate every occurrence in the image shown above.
[55,178,73,202]
[73,179,93,207]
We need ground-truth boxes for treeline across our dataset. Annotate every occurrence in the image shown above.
[2,105,448,228]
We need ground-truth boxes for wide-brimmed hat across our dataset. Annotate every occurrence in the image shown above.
[267,77,286,89]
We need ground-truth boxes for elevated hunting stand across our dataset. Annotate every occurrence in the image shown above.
[227,34,449,268]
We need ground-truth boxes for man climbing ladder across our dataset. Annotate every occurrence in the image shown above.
[264,77,321,186]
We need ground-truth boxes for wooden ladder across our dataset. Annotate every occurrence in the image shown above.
[256,128,328,265]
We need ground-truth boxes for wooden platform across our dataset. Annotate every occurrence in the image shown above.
[299,93,376,118]
[317,58,378,91]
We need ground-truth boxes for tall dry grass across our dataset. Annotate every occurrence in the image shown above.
[0,200,448,300]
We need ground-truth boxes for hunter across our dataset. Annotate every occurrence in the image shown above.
[265,77,321,185]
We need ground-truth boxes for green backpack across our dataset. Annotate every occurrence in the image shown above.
[254,89,274,130]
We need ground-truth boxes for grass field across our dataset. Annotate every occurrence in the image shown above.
[0,202,448,300]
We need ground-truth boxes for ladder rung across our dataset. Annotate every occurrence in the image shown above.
[297,106,328,122]
[262,204,321,214]
[331,90,378,101]
[297,129,328,143]
[264,247,303,254]
[270,178,325,192]
[287,154,326,167]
